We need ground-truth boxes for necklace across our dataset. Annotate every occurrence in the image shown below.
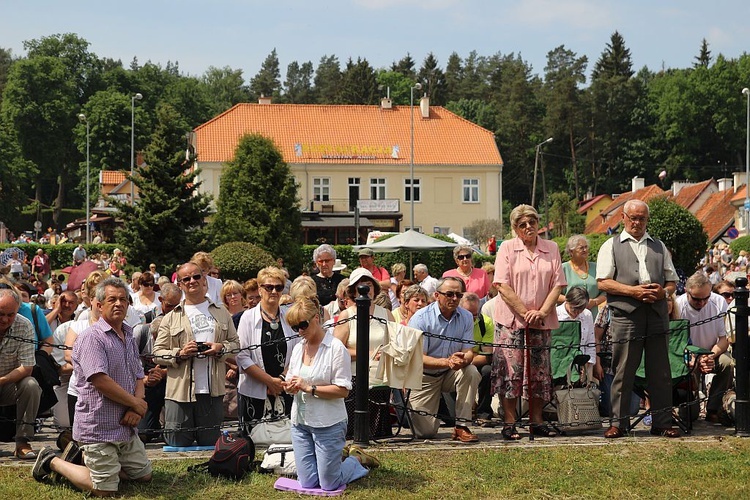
[571,260,589,279]
[260,306,279,330]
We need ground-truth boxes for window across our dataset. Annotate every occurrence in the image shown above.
[313,177,330,202]
[463,178,479,203]
[370,178,386,200]
[404,178,421,202]
[433,226,450,235]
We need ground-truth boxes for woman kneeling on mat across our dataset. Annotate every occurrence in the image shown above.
[283,296,380,491]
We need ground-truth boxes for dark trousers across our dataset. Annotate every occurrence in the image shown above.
[476,363,494,418]
[138,379,167,441]
[610,306,672,429]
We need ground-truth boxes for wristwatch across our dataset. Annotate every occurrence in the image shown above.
[311,385,318,398]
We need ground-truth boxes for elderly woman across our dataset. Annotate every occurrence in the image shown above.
[235,267,298,436]
[132,271,161,323]
[558,234,605,318]
[334,268,395,438]
[311,244,345,309]
[397,284,428,325]
[492,204,566,440]
[283,296,378,491]
[221,280,247,328]
[442,245,492,299]
[389,263,407,309]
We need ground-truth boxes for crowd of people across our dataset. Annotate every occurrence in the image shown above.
[0,201,741,493]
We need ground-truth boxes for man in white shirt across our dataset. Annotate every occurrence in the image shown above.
[190,252,223,306]
[675,272,732,423]
[413,264,439,298]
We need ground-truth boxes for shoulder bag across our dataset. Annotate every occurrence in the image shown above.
[250,396,291,446]
[555,363,601,431]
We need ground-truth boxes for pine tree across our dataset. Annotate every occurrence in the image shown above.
[418,53,447,105]
[250,48,281,99]
[694,39,712,68]
[313,55,341,103]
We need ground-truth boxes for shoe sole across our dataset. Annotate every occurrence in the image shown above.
[348,446,380,469]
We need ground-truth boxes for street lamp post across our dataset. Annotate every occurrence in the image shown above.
[743,88,750,234]
[78,113,90,244]
[410,82,422,232]
[531,137,553,207]
[131,92,142,206]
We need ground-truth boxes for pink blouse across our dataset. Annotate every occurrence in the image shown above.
[442,267,491,298]
[492,237,566,330]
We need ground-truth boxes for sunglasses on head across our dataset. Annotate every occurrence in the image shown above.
[291,319,311,332]
[456,254,472,260]
[179,273,203,284]
[260,284,285,293]
[437,290,464,299]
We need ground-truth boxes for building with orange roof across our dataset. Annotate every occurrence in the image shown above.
[578,194,613,226]
[584,178,667,235]
[669,179,717,214]
[192,98,504,244]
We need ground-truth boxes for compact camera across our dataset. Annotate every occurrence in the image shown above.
[196,341,210,353]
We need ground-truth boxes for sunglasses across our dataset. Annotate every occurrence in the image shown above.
[260,284,285,293]
[688,293,711,303]
[456,254,472,260]
[291,320,311,332]
[179,273,203,284]
[141,282,154,287]
[437,290,464,299]
[720,292,734,299]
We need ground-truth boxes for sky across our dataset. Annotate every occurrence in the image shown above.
[2,0,749,84]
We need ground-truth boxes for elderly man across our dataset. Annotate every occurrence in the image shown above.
[33,278,152,495]
[597,199,679,438]
[153,262,239,447]
[312,244,345,308]
[46,290,79,332]
[676,272,733,423]
[72,244,87,266]
[408,277,481,442]
[413,263,439,297]
[0,286,42,459]
[357,248,391,291]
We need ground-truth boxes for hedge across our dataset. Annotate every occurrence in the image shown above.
[0,243,120,272]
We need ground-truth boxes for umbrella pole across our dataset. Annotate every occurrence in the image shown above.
[409,252,413,280]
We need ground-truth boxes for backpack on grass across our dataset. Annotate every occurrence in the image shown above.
[188,432,255,480]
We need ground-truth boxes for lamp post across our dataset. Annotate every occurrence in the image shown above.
[78,113,90,244]
[743,88,750,234]
[131,92,142,206]
[531,137,553,207]
[409,82,422,232]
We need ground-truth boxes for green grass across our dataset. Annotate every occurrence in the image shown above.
[1,439,748,499]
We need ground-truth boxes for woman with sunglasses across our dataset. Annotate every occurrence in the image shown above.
[333,268,395,438]
[235,267,298,436]
[132,271,161,323]
[283,296,379,491]
[442,245,491,299]
[492,204,566,440]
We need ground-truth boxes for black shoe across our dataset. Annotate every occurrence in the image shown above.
[32,447,56,482]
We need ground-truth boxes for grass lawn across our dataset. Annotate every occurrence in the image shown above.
[1,438,748,499]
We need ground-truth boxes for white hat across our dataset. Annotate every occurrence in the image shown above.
[332,259,347,272]
[348,268,380,295]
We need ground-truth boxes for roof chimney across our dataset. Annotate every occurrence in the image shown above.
[671,180,693,196]
[419,95,430,118]
[258,94,272,105]
[734,171,745,193]
[631,177,645,192]
[717,177,733,192]
[380,97,393,109]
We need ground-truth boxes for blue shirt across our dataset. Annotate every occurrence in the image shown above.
[18,302,53,345]
[408,302,474,374]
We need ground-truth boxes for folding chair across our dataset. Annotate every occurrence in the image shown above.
[550,321,584,386]
[630,319,712,433]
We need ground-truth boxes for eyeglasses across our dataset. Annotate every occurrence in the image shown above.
[456,254,472,261]
[624,213,647,224]
[141,282,154,287]
[720,292,734,299]
[688,293,711,303]
[317,258,333,264]
[436,290,464,299]
[179,273,203,284]
[517,220,538,229]
[260,284,285,293]
[291,320,311,332]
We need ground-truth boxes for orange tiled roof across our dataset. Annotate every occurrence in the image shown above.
[669,179,715,210]
[578,194,610,214]
[694,188,737,242]
[194,103,503,165]
[730,185,749,203]
[100,170,127,185]
[585,185,667,234]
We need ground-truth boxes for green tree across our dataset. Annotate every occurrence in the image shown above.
[0,121,34,223]
[113,102,211,270]
[201,65,251,115]
[209,133,302,270]
[250,49,281,99]
[391,53,417,80]
[313,55,342,103]
[418,52,447,105]
[283,60,315,103]
[548,192,585,238]
[444,52,463,100]
[647,197,707,274]
[694,39,712,68]
[375,70,413,105]
[0,47,14,101]
[339,57,378,104]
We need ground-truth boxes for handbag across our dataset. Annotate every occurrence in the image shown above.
[555,363,601,431]
[259,443,297,476]
[250,397,291,446]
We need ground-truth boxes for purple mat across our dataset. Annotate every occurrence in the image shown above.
[274,477,346,496]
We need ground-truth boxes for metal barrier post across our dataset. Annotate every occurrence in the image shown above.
[734,277,750,436]
[353,284,371,445]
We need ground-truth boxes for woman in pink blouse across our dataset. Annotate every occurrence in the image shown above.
[442,245,492,299]
[492,205,566,440]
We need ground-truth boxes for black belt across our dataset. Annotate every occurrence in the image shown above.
[423,369,450,377]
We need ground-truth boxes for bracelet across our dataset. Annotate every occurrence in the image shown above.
[278,374,285,382]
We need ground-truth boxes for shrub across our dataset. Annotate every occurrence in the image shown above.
[0,243,119,271]
[729,235,750,256]
[210,242,276,282]
[647,197,708,273]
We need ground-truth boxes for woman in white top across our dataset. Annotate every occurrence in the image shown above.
[555,286,596,379]
[283,296,378,491]
[132,271,161,323]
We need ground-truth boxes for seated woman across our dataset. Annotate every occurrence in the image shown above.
[555,286,596,381]
[283,296,379,491]
[390,279,415,323]
[398,284,428,325]
[333,269,395,439]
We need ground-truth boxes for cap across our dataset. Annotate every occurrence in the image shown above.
[358,248,374,257]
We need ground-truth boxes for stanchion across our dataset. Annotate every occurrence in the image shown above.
[734,277,750,436]
[353,284,371,446]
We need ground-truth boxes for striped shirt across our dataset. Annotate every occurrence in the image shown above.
[0,315,36,377]
[72,317,144,444]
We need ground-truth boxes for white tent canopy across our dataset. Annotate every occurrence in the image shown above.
[354,229,457,253]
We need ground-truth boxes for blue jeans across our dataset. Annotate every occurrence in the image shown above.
[291,420,368,490]
[600,373,641,418]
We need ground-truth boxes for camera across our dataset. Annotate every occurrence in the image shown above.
[196,342,210,353]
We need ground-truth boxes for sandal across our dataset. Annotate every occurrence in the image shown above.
[501,425,521,441]
[14,447,37,460]
[530,423,557,437]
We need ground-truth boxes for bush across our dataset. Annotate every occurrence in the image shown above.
[210,242,276,282]
[554,233,613,262]
[729,235,750,256]
[647,197,708,273]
